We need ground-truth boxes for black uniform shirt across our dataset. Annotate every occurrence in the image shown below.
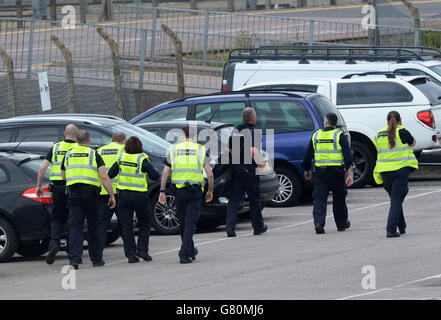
[228,123,260,167]
[398,128,415,146]
[108,157,159,181]
[302,127,353,171]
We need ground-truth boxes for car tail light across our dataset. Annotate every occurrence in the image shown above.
[417,111,435,129]
[222,86,227,93]
[22,186,53,204]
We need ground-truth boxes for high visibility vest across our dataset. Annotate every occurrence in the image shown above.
[98,142,125,195]
[49,140,78,181]
[65,146,100,188]
[312,128,344,167]
[170,141,205,189]
[117,152,149,192]
[373,125,418,184]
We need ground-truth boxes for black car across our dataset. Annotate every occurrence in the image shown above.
[0,115,278,235]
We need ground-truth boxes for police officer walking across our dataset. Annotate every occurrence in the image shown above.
[36,124,78,265]
[226,107,267,238]
[60,130,116,269]
[159,127,214,264]
[97,131,126,262]
[373,111,418,238]
[303,113,354,234]
[107,136,159,263]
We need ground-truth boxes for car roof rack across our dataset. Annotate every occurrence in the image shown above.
[13,113,123,120]
[227,46,441,64]
[169,91,310,103]
[341,71,397,79]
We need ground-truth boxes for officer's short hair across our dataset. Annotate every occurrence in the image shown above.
[242,107,256,125]
[64,124,78,138]
[112,131,126,144]
[325,113,338,127]
[77,130,90,144]
[182,126,195,139]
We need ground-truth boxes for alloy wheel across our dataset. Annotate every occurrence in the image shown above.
[273,173,293,204]
[154,195,180,230]
[0,226,7,255]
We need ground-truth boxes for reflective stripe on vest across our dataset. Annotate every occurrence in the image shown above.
[98,142,125,195]
[65,146,100,187]
[170,141,205,189]
[312,129,344,167]
[372,125,418,184]
[117,152,149,192]
[49,140,78,181]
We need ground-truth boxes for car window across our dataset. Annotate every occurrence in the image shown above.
[251,100,314,133]
[77,127,111,148]
[0,166,9,184]
[310,96,346,128]
[136,106,188,124]
[19,159,50,181]
[0,129,14,143]
[16,126,61,142]
[410,78,441,106]
[195,102,246,127]
[395,69,441,86]
[336,82,413,105]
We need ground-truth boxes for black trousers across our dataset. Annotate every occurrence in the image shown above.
[118,190,151,258]
[226,164,264,232]
[175,188,201,259]
[67,187,101,264]
[381,167,409,234]
[97,195,119,261]
[312,168,348,229]
[49,185,69,249]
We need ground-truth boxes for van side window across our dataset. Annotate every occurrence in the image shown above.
[0,129,14,143]
[195,102,246,127]
[15,126,61,142]
[337,82,413,105]
[251,100,314,133]
[137,106,188,124]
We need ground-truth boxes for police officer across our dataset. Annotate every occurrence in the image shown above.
[159,126,214,264]
[226,107,267,238]
[303,113,354,234]
[60,130,116,269]
[36,124,78,265]
[97,131,126,262]
[373,111,418,238]
[107,136,159,263]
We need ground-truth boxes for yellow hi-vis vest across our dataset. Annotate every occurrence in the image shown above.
[49,140,78,181]
[170,141,205,189]
[117,152,149,192]
[98,142,125,195]
[312,128,344,167]
[65,146,100,188]
[373,125,418,184]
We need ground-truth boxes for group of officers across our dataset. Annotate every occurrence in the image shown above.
[36,107,417,268]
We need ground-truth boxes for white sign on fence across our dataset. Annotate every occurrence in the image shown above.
[38,72,52,111]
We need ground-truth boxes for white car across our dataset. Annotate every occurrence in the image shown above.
[223,46,441,91]
[238,75,441,188]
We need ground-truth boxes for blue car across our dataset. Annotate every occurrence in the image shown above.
[130,91,347,207]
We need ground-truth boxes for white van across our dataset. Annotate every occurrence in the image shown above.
[238,75,441,187]
[222,46,441,91]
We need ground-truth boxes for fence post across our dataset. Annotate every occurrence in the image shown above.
[309,20,314,47]
[150,7,157,62]
[414,28,420,46]
[26,20,35,79]
[161,24,185,98]
[96,27,125,119]
[0,48,16,118]
[203,10,210,66]
[50,35,76,113]
[138,29,147,90]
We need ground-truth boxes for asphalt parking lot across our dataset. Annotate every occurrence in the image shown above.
[1,177,440,300]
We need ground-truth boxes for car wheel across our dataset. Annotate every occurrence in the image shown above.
[0,217,18,262]
[105,228,121,246]
[17,239,49,258]
[351,140,375,188]
[270,166,302,207]
[151,192,180,235]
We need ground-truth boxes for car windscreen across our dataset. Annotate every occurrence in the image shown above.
[310,96,347,130]
[109,124,170,157]
[19,159,50,181]
[410,78,441,106]
[429,64,441,77]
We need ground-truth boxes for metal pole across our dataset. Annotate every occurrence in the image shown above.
[414,28,420,46]
[203,10,210,66]
[309,20,314,47]
[138,29,147,90]
[26,20,35,79]
[373,0,380,46]
[150,7,157,62]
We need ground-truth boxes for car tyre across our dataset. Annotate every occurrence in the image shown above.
[151,191,181,235]
[17,239,49,258]
[351,140,375,188]
[0,217,18,262]
[270,166,302,207]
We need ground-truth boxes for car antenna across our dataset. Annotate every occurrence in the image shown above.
[205,110,217,124]
[9,136,28,154]
[242,64,263,88]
